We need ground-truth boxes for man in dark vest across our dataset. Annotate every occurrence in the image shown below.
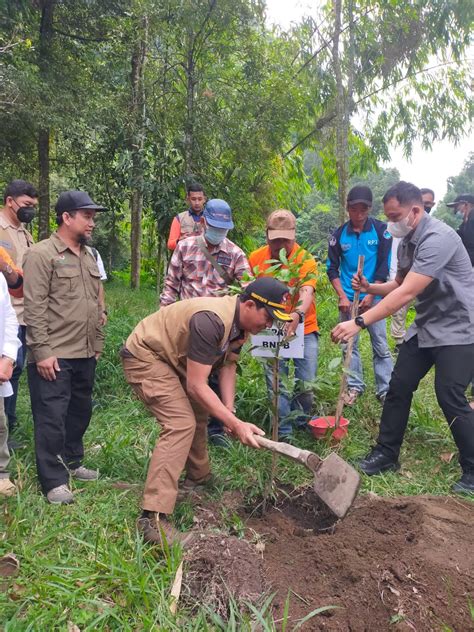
[167,183,206,250]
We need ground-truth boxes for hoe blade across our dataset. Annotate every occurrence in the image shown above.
[312,453,360,519]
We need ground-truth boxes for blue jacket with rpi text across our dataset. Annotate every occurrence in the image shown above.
[326,218,392,300]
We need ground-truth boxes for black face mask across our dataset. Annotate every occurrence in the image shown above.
[16,206,36,223]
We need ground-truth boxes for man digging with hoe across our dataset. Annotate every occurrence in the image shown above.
[121,277,293,546]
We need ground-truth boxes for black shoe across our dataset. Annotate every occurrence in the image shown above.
[452,471,474,495]
[208,433,230,448]
[358,449,400,476]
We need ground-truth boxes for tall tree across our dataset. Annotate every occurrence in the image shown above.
[129,14,148,289]
[37,0,56,239]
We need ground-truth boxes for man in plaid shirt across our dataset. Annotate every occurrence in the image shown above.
[160,199,250,445]
[160,199,250,306]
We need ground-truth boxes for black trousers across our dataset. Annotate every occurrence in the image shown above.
[28,357,96,493]
[4,325,27,432]
[377,336,474,472]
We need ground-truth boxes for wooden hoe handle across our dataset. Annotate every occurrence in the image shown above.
[255,435,321,470]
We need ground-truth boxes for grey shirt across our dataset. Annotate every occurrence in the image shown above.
[397,214,474,348]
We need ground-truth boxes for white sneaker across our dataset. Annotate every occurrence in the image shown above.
[70,466,98,481]
[0,478,16,497]
[47,484,74,504]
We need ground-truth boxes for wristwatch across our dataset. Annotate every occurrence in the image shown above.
[2,355,16,368]
[294,309,305,324]
[355,316,367,329]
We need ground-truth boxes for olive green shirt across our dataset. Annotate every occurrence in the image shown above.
[23,232,104,362]
[0,210,34,324]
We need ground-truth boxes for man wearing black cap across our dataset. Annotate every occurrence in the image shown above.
[327,185,393,405]
[23,191,107,504]
[447,194,474,266]
[121,277,291,546]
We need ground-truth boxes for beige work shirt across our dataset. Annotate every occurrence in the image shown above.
[23,232,104,362]
[0,210,34,324]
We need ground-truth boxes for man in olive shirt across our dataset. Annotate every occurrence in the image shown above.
[122,277,292,546]
[0,179,37,442]
[332,182,474,495]
[23,191,107,504]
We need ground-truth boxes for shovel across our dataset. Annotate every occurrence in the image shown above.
[254,436,360,519]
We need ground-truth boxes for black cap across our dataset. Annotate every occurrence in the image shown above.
[446,194,474,207]
[347,185,372,207]
[244,277,292,322]
[55,190,108,214]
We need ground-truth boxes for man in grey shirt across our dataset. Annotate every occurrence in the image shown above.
[332,181,474,494]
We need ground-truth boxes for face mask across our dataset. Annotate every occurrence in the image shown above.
[387,211,415,238]
[455,210,464,219]
[17,206,36,223]
[205,226,228,245]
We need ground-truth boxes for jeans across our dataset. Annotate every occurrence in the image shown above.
[265,333,319,437]
[377,336,474,472]
[339,309,393,397]
[28,357,97,493]
[4,325,27,433]
[207,372,224,437]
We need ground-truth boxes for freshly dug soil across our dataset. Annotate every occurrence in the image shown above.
[247,490,474,631]
[182,532,265,618]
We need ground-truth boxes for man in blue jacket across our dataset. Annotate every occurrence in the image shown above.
[327,185,393,405]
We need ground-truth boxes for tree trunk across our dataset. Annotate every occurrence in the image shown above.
[183,34,196,177]
[332,0,348,226]
[129,15,148,289]
[37,0,56,239]
[37,128,50,239]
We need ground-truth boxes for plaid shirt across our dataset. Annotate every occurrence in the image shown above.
[160,235,250,306]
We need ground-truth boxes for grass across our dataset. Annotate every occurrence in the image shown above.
[1,276,472,630]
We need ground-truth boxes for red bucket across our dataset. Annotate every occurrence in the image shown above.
[308,416,350,441]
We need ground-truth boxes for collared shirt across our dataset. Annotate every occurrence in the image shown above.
[187,300,245,365]
[23,232,104,362]
[397,214,474,347]
[160,235,250,306]
[326,217,392,300]
[0,275,20,397]
[0,210,34,323]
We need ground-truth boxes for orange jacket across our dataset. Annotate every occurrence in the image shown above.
[248,243,318,335]
[0,246,23,299]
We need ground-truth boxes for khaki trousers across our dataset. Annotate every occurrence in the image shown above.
[390,304,409,345]
[0,398,10,478]
[122,355,210,514]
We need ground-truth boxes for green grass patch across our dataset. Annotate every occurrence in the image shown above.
[1,277,472,629]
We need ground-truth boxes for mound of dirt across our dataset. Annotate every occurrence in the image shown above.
[247,490,474,631]
[182,532,265,618]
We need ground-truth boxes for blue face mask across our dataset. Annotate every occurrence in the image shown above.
[205,226,228,245]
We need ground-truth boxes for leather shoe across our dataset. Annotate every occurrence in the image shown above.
[452,471,474,495]
[358,449,400,476]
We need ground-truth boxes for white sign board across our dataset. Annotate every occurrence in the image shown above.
[250,323,305,359]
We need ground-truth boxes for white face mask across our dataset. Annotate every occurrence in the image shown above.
[387,211,415,238]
